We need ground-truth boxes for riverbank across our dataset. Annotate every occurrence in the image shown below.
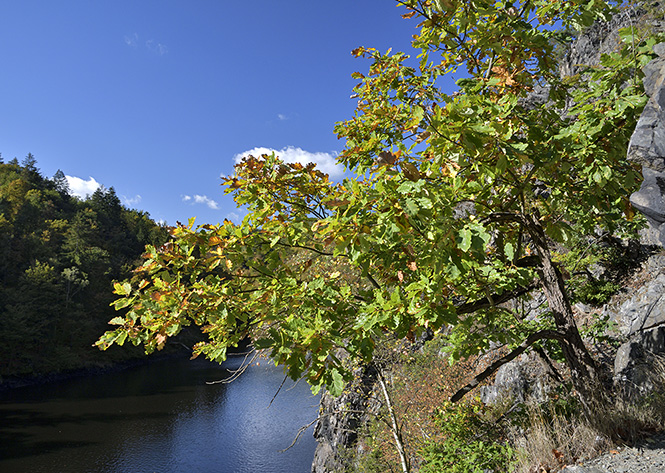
[0,334,256,393]
[0,349,188,394]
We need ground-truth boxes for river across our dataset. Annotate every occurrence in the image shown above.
[0,355,320,473]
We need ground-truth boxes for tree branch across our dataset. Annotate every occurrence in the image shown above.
[456,282,538,315]
[450,329,565,402]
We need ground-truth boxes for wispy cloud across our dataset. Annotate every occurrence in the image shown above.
[234,146,343,178]
[182,194,219,210]
[122,194,142,207]
[146,39,168,56]
[124,33,168,56]
[226,212,242,223]
[277,113,288,121]
[124,33,139,47]
[65,175,100,199]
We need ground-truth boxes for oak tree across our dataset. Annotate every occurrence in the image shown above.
[97,0,660,402]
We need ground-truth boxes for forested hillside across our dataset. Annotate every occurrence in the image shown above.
[0,154,170,380]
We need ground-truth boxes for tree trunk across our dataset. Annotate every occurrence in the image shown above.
[524,214,605,407]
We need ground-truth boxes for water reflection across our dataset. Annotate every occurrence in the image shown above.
[0,356,320,473]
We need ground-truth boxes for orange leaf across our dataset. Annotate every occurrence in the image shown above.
[623,197,636,221]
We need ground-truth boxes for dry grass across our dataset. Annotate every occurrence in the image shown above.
[513,353,665,472]
[513,403,613,472]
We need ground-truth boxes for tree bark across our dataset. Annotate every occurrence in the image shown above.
[524,214,605,406]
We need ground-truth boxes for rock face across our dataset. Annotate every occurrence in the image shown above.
[617,34,665,395]
[629,43,665,246]
[610,255,665,396]
[311,365,379,473]
[480,361,528,405]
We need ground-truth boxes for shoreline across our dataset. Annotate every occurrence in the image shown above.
[0,338,255,394]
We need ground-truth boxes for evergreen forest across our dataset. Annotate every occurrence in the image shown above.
[0,154,170,381]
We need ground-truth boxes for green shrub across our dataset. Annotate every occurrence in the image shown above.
[419,400,516,473]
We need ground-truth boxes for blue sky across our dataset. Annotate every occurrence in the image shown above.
[0,1,428,226]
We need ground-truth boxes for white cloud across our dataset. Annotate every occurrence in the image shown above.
[122,194,142,207]
[233,146,343,178]
[124,33,138,47]
[65,175,101,199]
[226,212,241,223]
[182,194,219,210]
[146,39,168,56]
[277,114,288,121]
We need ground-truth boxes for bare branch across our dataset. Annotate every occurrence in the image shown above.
[206,349,260,385]
[450,329,565,402]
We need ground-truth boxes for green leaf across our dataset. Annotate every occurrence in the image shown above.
[458,228,473,252]
[112,298,132,310]
[330,367,345,396]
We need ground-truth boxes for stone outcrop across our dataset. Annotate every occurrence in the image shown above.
[629,44,665,246]
[480,360,529,405]
[615,33,665,395]
[311,364,379,473]
[610,255,665,396]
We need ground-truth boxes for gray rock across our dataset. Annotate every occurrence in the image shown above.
[614,325,665,395]
[610,273,665,336]
[311,364,379,473]
[628,50,665,172]
[480,358,550,405]
[630,167,665,227]
[610,261,665,392]
[645,254,665,274]
[575,302,593,314]
[480,361,528,404]
[628,42,665,246]
[560,465,606,473]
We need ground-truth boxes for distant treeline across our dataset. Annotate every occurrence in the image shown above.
[0,154,170,379]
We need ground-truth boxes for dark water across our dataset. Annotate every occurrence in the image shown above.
[0,356,320,473]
